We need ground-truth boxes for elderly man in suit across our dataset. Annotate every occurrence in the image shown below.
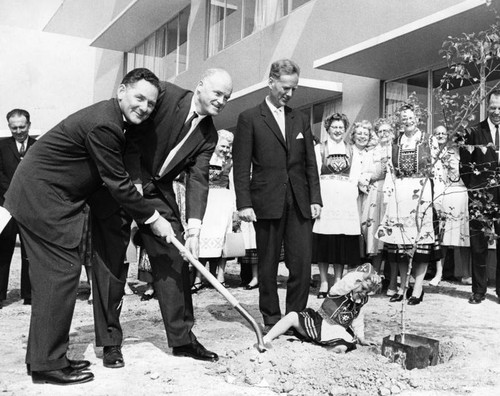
[232,59,322,332]
[461,89,500,304]
[0,109,36,308]
[91,68,233,365]
[4,68,173,385]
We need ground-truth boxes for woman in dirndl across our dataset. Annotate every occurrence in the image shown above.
[313,113,363,299]
[377,105,441,305]
[359,119,396,293]
[191,130,235,291]
[430,125,470,286]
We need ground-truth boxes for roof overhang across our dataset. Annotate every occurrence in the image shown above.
[91,0,189,51]
[214,78,343,129]
[313,0,496,80]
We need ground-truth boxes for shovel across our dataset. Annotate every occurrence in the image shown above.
[169,236,267,352]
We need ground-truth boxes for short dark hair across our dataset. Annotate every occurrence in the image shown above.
[324,113,349,131]
[6,109,30,124]
[269,59,300,80]
[487,89,500,105]
[121,68,160,91]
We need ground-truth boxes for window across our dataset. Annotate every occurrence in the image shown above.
[126,6,190,80]
[207,0,311,57]
[384,64,500,133]
[384,71,428,132]
[300,98,342,142]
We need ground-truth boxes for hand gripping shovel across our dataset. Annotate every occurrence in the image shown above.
[169,236,267,352]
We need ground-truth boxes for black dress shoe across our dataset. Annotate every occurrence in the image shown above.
[408,288,424,305]
[31,367,94,385]
[23,298,31,305]
[140,292,155,301]
[389,293,403,302]
[68,359,91,371]
[172,340,219,362]
[103,345,124,368]
[468,293,486,304]
[27,359,90,375]
[245,284,258,290]
[317,291,328,299]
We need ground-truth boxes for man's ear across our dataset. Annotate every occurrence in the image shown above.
[116,84,126,100]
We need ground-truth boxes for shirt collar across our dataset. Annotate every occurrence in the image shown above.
[325,137,347,155]
[265,96,283,113]
[488,118,499,133]
[190,99,208,122]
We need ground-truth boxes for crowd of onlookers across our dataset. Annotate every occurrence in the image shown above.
[1,62,499,387]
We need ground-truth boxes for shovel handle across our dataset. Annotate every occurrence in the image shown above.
[168,236,266,352]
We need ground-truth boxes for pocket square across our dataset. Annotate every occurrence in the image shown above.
[296,133,304,139]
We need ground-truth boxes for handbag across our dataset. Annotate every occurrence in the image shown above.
[222,232,246,258]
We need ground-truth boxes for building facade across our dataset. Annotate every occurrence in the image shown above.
[45,0,497,136]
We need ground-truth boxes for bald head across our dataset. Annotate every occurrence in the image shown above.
[194,69,233,116]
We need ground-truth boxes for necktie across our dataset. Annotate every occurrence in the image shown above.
[176,111,198,146]
[275,108,286,140]
[496,125,499,160]
[19,141,26,157]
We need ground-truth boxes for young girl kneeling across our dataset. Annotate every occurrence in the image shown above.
[262,264,381,353]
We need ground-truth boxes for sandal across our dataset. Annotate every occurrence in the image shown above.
[191,282,204,294]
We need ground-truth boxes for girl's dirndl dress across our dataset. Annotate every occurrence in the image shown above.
[199,156,235,258]
[312,140,362,266]
[376,132,441,263]
[297,271,368,351]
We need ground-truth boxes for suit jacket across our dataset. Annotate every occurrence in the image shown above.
[233,100,322,220]
[0,136,36,205]
[460,119,499,201]
[4,99,156,248]
[125,81,218,222]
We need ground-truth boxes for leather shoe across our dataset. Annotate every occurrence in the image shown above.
[31,367,94,385]
[317,291,328,299]
[27,359,91,375]
[103,345,124,368]
[140,292,155,301]
[389,293,403,302]
[172,340,218,362]
[468,293,485,304]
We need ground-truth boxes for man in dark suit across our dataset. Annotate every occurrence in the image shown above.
[461,89,500,304]
[232,59,322,331]
[91,68,233,364]
[0,109,36,308]
[3,68,174,385]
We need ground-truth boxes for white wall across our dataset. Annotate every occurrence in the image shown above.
[0,25,96,136]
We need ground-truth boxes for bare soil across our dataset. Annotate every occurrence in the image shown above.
[1,245,500,396]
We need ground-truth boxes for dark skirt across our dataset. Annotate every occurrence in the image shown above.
[384,242,442,264]
[297,308,356,351]
[312,234,361,267]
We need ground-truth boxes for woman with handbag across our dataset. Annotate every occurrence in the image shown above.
[192,130,236,292]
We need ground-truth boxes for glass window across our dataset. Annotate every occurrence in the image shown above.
[207,0,310,57]
[298,98,342,141]
[224,0,243,49]
[126,6,190,80]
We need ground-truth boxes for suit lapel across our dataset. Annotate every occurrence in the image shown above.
[8,138,21,161]
[261,102,286,150]
[285,106,294,151]
[160,117,209,178]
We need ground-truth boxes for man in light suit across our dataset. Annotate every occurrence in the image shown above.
[91,68,233,364]
[4,68,173,385]
[461,89,500,304]
[0,109,36,308]
[232,59,322,331]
